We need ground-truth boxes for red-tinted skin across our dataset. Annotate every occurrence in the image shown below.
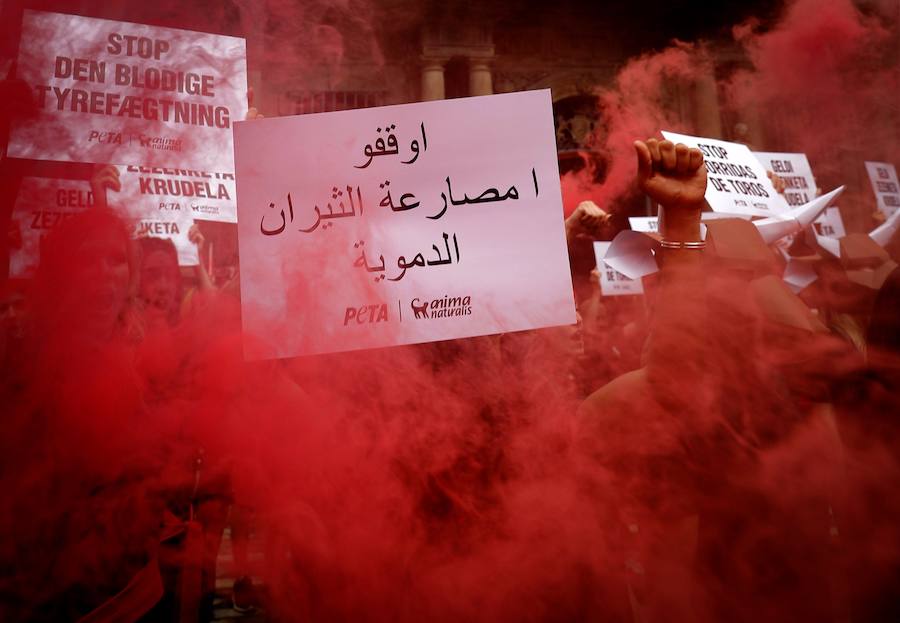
[139,248,181,330]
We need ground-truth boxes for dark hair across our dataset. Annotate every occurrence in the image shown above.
[136,236,178,266]
[868,266,900,355]
[32,209,134,324]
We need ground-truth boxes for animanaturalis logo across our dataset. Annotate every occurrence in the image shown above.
[410,295,472,319]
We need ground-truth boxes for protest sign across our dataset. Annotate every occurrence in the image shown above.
[8,177,94,277]
[864,161,900,218]
[594,242,644,296]
[114,165,200,266]
[628,217,658,233]
[8,10,247,174]
[8,171,200,278]
[234,89,576,359]
[813,207,846,238]
[603,230,660,280]
[117,164,236,223]
[754,151,817,209]
[752,151,848,249]
[662,131,786,217]
[628,212,749,235]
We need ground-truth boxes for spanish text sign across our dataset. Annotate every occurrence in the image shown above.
[235,90,576,359]
[594,242,644,297]
[662,131,786,217]
[8,10,247,172]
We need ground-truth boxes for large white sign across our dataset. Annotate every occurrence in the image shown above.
[865,161,900,218]
[8,10,247,174]
[234,90,576,359]
[662,131,786,217]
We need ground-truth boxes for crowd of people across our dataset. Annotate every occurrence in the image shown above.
[1,75,900,622]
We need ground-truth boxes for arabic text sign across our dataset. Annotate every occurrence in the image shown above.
[662,131,785,217]
[865,161,900,218]
[594,242,644,297]
[8,10,247,173]
[235,90,576,359]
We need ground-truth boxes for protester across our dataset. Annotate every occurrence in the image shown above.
[576,138,875,623]
[0,209,166,621]
[868,265,900,358]
[4,5,900,619]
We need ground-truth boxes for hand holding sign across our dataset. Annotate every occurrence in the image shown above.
[766,170,786,195]
[188,223,205,248]
[246,87,264,120]
[90,164,122,209]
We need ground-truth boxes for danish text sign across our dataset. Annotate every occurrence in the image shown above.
[8,10,247,174]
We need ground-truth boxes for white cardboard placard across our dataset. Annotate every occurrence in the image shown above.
[234,90,576,359]
[594,241,644,296]
[662,131,786,217]
[865,161,900,218]
[8,10,247,176]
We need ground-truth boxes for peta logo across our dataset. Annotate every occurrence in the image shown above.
[87,130,123,144]
[410,295,472,319]
[343,304,388,326]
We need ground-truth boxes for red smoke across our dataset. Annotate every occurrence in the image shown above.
[589,41,714,213]
[574,0,900,229]
[728,0,894,166]
[2,1,900,622]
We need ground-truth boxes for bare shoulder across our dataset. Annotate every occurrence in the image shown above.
[577,367,649,424]
[575,367,683,459]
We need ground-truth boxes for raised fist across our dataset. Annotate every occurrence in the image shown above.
[188,223,205,248]
[566,200,611,241]
[246,87,265,120]
[89,164,121,210]
[634,138,706,212]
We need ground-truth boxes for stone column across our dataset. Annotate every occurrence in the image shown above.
[692,69,722,139]
[421,59,445,101]
[468,60,493,96]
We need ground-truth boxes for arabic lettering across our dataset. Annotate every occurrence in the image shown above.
[355,122,428,169]
[428,176,521,220]
[352,233,461,282]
